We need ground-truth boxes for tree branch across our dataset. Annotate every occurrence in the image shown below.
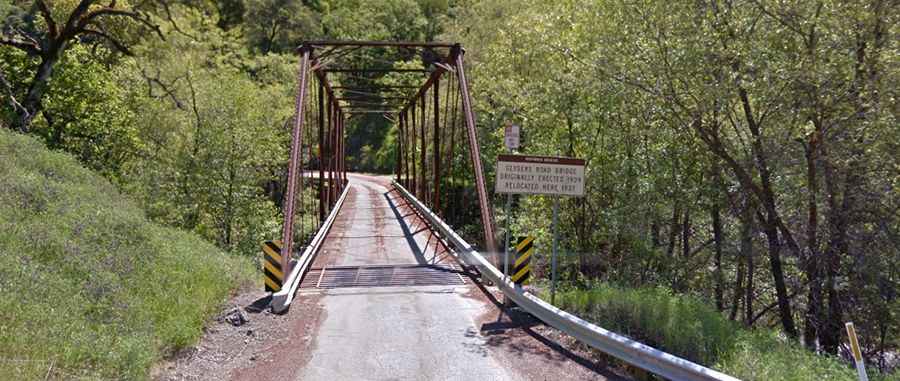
[139,67,186,109]
[159,1,198,40]
[81,29,134,56]
[79,7,165,41]
[35,0,59,38]
[750,289,801,325]
[0,36,41,55]
[0,70,30,124]
[62,0,96,39]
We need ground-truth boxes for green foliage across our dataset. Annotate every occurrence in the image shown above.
[552,285,865,380]
[718,331,877,381]
[1,42,137,179]
[244,0,322,53]
[449,0,898,365]
[0,128,255,379]
[321,0,428,41]
[554,284,737,365]
[119,15,294,257]
[40,44,137,178]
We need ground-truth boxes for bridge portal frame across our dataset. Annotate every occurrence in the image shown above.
[279,41,498,278]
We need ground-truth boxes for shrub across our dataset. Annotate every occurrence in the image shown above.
[551,284,876,380]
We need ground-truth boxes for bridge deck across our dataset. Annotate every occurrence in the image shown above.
[290,174,620,381]
[295,174,511,379]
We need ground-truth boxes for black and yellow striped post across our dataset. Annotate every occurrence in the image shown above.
[262,240,284,292]
[511,236,533,286]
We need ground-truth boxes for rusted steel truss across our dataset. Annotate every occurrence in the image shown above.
[279,41,498,278]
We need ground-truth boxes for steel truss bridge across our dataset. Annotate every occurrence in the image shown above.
[264,40,738,381]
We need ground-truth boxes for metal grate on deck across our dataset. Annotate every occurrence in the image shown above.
[300,264,467,289]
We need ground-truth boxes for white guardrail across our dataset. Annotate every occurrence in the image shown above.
[393,181,740,381]
[271,185,350,313]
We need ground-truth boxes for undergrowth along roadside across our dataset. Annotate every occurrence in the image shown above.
[0,128,256,380]
[550,284,898,381]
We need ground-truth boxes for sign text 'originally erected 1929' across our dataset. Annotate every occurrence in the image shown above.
[495,154,585,196]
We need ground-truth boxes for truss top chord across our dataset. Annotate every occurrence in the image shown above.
[300,40,458,49]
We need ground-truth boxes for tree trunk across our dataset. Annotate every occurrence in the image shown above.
[762,216,797,337]
[729,241,745,321]
[803,137,824,350]
[820,153,850,354]
[651,219,661,247]
[742,201,755,326]
[666,202,679,257]
[712,201,724,311]
[739,84,799,338]
[682,208,691,259]
[16,47,64,132]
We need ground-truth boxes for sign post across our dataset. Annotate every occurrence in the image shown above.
[502,125,520,281]
[495,154,585,304]
[551,198,559,304]
[846,322,869,381]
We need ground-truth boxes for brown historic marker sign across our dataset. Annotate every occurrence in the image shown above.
[495,154,585,196]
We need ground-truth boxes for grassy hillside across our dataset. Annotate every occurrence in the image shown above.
[0,128,255,380]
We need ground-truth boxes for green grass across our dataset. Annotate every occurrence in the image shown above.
[550,284,895,381]
[0,128,256,380]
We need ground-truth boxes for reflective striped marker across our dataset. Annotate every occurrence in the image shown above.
[846,322,869,381]
[512,236,534,286]
[262,240,284,292]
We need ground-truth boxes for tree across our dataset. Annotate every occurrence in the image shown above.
[0,0,163,132]
[244,0,322,54]
[446,0,898,361]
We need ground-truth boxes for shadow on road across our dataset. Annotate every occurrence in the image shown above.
[469,272,629,380]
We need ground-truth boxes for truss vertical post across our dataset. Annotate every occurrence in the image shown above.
[396,115,403,183]
[343,112,348,186]
[325,98,332,209]
[419,90,427,202]
[398,112,404,186]
[433,76,441,213]
[403,112,411,189]
[334,109,344,193]
[453,46,498,255]
[318,80,326,222]
[333,104,339,202]
[281,46,312,273]
[328,99,336,207]
[411,104,417,196]
[338,109,347,190]
[447,72,458,222]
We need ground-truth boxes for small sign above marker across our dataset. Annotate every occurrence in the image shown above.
[504,124,520,150]
[495,154,585,196]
